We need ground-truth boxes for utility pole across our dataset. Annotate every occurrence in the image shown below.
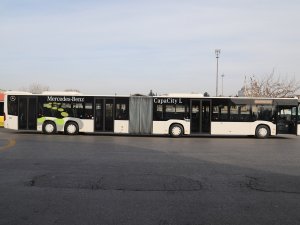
[215,49,221,96]
[221,73,225,96]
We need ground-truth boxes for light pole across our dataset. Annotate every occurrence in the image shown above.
[215,49,221,96]
[221,73,225,96]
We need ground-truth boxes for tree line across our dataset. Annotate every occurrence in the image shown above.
[12,73,300,98]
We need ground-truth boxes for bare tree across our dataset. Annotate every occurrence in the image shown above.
[204,92,210,97]
[243,70,300,98]
[19,83,50,94]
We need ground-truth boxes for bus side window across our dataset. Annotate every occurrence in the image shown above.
[116,103,128,120]
[61,103,72,118]
[8,100,18,116]
[115,98,129,120]
[252,105,273,122]
[85,103,93,119]
[73,103,84,118]
[153,104,163,121]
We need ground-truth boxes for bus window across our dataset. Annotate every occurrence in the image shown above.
[115,98,129,120]
[212,105,229,121]
[153,105,163,120]
[153,98,189,121]
[230,104,251,122]
[176,105,185,113]
[8,97,18,116]
[73,103,84,118]
[60,103,72,118]
[164,104,187,120]
[85,103,93,119]
[212,99,230,121]
[252,105,274,122]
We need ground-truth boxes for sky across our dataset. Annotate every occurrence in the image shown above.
[1,0,300,96]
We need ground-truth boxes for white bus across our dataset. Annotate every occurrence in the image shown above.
[3,91,300,138]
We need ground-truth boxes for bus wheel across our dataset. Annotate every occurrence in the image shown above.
[255,125,270,139]
[43,121,56,134]
[169,124,184,137]
[65,122,79,135]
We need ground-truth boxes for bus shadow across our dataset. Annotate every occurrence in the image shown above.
[2,129,293,140]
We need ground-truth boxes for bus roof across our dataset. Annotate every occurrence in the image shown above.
[161,93,204,98]
[41,91,83,95]
[3,91,299,101]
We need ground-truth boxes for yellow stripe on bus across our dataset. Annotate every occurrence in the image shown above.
[0,116,4,127]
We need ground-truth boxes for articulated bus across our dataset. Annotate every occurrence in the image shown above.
[3,91,300,138]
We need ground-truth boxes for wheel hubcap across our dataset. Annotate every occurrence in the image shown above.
[45,124,54,133]
[67,124,76,134]
[259,128,267,137]
[172,127,182,136]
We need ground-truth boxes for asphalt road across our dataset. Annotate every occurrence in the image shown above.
[0,128,300,225]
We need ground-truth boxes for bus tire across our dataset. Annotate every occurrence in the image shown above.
[255,125,270,139]
[42,121,57,134]
[169,124,184,137]
[65,121,79,135]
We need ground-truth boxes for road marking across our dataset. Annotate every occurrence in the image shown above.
[0,139,16,152]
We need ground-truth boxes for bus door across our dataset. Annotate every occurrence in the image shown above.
[191,100,211,134]
[94,98,114,132]
[276,105,297,135]
[18,96,37,130]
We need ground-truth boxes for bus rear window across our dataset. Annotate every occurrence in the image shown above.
[8,96,18,116]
